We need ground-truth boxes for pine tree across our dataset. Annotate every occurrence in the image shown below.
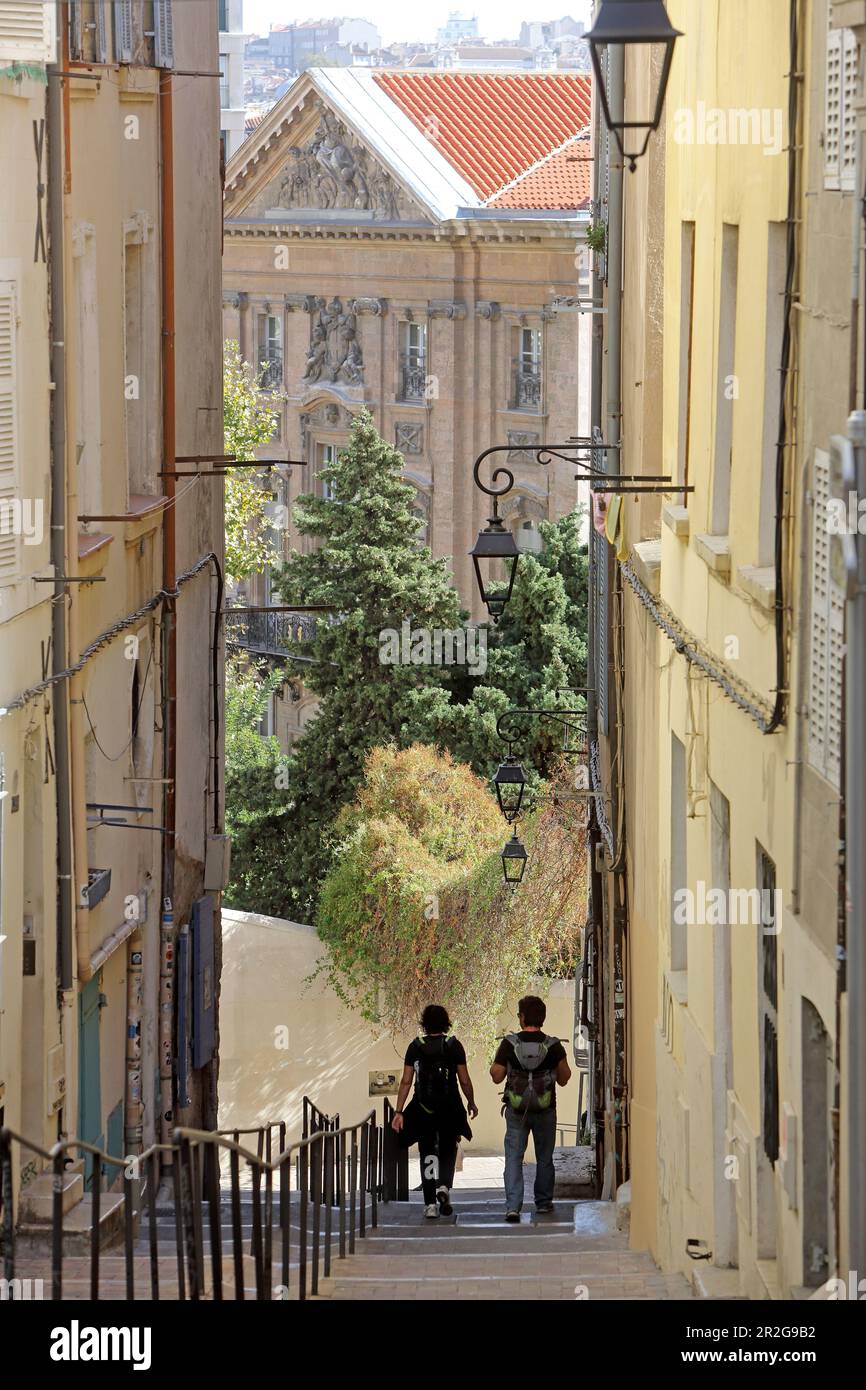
[267,410,463,919]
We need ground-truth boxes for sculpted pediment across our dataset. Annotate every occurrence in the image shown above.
[243,101,425,223]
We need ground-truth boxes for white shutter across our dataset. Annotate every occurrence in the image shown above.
[0,0,56,62]
[826,21,861,192]
[825,27,843,189]
[0,283,19,580]
[113,0,132,61]
[154,0,174,68]
[841,28,859,191]
[808,449,844,787]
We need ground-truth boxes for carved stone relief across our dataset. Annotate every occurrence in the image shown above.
[506,429,541,462]
[395,422,423,455]
[252,104,418,220]
[302,296,364,386]
[299,401,356,457]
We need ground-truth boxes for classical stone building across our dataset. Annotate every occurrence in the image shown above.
[222,66,592,747]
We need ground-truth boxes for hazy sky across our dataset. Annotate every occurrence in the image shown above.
[241,1,593,48]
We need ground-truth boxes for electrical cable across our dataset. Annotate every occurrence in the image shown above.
[0,552,217,717]
[81,644,154,762]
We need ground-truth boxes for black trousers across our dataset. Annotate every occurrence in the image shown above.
[416,1111,458,1203]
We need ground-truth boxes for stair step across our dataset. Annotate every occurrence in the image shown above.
[16,1191,126,1257]
[18,1169,84,1222]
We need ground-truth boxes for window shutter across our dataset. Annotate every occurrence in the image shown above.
[0,0,56,62]
[825,27,843,188]
[841,28,859,191]
[95,0,108,62]
[808,449,844,786]
[154,0,174,68]
[68,0,83,60]
[0,282,19,580]
[113,0,132,62]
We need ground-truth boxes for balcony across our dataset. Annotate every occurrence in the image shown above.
[511,362,542,412]
[398,353,427,403]
[225,607,317,661]
[259,354,283,391]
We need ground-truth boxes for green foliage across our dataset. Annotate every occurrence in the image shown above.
[223,340,285,583]
[226,410,589,923]
[316,744,585,1048]
[266,410,463,919]
[586,220,607,255]
[223,654,293,912]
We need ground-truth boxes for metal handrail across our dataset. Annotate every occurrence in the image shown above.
[0,1102,382,1304]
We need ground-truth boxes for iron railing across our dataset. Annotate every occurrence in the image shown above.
[224,607,317,660]
[0,1099,388,1302]
[512,362,542,411]
[398,353,428,402]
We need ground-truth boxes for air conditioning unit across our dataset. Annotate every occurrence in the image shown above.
[0,1,57,65]
[46,1043,65,1114]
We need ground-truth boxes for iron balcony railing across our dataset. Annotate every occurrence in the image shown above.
[398,352,428,402]
[0,1095,395,1302]
[224,607,317,661]
[259,355,283,391]
[512,361,543,411]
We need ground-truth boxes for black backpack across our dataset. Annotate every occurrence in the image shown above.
[414,1035,456,1111]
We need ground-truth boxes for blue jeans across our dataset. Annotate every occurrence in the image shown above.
[504,1108,557,1212]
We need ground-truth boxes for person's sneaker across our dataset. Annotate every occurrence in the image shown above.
[505,1210,521,1223]
[535,1202,554,1214]
[424,1203,439,1219]
[436,1187,453,1216]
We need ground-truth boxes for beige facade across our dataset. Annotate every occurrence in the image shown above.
[0,0,224,1207]
[222,69,590,751]
[592,0,854,1300]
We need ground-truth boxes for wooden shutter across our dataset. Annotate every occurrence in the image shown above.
[68,0,83,60]
[0,0,56,62]
[113,0,132,61]
[95,0,108,62]
[0,282,18,580]
[808,449,844,786]
[154,0,174,68]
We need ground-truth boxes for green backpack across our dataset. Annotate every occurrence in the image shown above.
[502,1034,559,1114]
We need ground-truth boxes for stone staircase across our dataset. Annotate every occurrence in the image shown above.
[313,1190,694,1301]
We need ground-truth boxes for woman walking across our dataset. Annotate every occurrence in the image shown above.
[391,1005,478,1219]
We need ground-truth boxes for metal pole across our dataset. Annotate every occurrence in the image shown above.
[847,408,866,1279]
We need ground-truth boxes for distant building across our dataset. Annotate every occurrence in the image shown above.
[223,68,593,748]
[220,0,247,161]
[436,12,479,44]
[268,18,380,70]
[520,16,584,48]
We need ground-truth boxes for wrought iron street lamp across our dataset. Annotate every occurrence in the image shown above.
[501,832,528,889]
[492,750,528,824]
[469,515,520,622]
[587,0,682,172]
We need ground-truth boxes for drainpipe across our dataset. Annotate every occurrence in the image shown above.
[47,57,73,994]
[605,44,624,473]
[159,71,178,1151]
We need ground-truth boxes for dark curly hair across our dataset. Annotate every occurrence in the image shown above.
[420,1004,451,1034]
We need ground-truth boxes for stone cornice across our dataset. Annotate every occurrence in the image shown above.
[223,220,580,250]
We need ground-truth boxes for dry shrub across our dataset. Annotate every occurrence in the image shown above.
[315,744,586,1050]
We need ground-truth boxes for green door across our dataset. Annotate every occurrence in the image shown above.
[78,974,103,1187]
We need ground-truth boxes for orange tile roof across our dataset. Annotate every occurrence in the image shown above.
[373,70,592,206]
[488,137,592,210]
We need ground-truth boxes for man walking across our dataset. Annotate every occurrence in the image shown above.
[490,995,571,1221]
